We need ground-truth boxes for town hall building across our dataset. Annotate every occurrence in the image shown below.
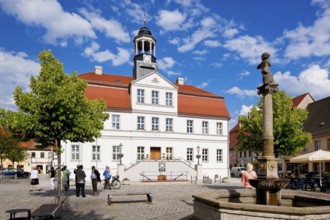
[61,24,230,181]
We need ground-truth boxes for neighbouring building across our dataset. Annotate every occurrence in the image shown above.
[298,96,330,174]
[60,24,230,181]
[229,93,314,176]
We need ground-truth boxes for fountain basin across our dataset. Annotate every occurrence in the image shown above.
[193,189,330,220]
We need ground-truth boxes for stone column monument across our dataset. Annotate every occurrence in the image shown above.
[249,52,288,205]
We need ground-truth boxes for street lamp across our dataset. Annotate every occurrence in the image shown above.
[118,143,124,165]
[196,145,201,165]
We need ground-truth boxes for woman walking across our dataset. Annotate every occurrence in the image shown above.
[91,166,101,195]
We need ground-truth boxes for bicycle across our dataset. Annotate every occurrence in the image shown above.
[103,175,121,189]
[203,175,212,184]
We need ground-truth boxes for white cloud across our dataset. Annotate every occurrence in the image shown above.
[193,57,206,61]
[204,40,221,48]
[0,0,95,45]
[226,86,258,98]
[239,105,254,116]
[223,28,239,38]
[193,50,208,55]
[125,2,145,24]
[274,65,330,100]
[283,3,330,59]
[177,16,218,53]
[158,57,180,77]
[79,9,130,43]
[238,70,250,79]
[223,35,277,64]
[158,57,176,70]
[0,49,40,110]
[83,42,130,66]
[210,62,223,68]
[169,38,180,45]
[167,70,181,76]
[197,81,209,89]
[156,10,186,32]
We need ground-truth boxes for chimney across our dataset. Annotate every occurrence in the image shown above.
[95,66,103,75]
[176,77,184,85]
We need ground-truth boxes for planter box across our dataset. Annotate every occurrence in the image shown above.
[158,175,167,181]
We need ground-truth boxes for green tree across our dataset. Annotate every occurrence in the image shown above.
[0,50,109,201]
[6,144,28,169]
[237,90,312,157]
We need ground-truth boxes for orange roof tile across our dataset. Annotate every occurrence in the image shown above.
[79,72,229,118]
[292,93,309,107]
[79,72,134,88]
[229,124,240,149]
[85,85,132,110]
[178,94,229,118]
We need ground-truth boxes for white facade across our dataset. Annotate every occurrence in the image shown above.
[61,25,230,181]
[61,72,229,180]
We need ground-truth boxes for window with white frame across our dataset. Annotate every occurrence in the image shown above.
[92,145,100,161]
[151,90,159,104]
[202,121,208,134]
[187,120,193,133]
[166,147,173,160]
[315,140,321,151]
[202,148,208,162]
[31,152,36,158]
[112,115,120,129]
[112,145,120,161]
[216,122,223,135]
[152,117,159,130]
[166,92,173,106]
[187,148,193,161]
[40,152,45,158]
[166,118,173,131]
[137,146,145,160]
[137,116,145,130]
[216,149,223,162]
[71,145,80,160]
[137,89,145,103]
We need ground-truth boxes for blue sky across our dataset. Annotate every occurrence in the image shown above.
[1,0,330,129]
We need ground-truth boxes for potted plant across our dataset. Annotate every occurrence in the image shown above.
[222,177,229,183]
[122,177,130,185]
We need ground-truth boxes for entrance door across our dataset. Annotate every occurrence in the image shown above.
[150,147,161,160]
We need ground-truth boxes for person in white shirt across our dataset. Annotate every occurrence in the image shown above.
[30,167,40,191]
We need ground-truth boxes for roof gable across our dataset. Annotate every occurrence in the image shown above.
[131,72,177,89]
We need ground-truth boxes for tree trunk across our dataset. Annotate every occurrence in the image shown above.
[56,140,62,204]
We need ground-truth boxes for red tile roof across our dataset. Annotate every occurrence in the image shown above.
[85,85,132,110]
[79,72,229,118]
[292,93,310,107]
[229,124,240,149]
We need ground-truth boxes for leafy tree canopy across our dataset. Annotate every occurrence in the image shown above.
[237,90,312,157]
[0,50,109,151]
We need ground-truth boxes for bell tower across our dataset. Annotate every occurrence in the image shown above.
[133,16,158,79]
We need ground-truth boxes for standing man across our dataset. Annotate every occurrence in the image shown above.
[76,165,86,197]
[90,166,101,196]
[50,166,56,191]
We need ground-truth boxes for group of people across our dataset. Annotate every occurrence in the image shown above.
[40,165,112,197]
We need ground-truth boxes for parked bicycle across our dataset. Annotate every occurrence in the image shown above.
[203,175,212,184]
[103,175,121,189]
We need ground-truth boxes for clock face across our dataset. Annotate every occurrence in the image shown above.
[144,54,151,63]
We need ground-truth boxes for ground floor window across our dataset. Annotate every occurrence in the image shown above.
[112,145,120,161]
[71,145,80,160]
[166,147,173,160]
[202,148,208,162]
[92,145,100,161]
[187,148,193,161]
[137,146,145,160]
[216,149,222,162]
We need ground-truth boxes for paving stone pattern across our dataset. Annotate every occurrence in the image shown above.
[0,175,242,220]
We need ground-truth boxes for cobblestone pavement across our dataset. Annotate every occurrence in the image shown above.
[0,175,242,220]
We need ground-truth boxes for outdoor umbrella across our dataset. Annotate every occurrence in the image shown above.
[290,149,330,185]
